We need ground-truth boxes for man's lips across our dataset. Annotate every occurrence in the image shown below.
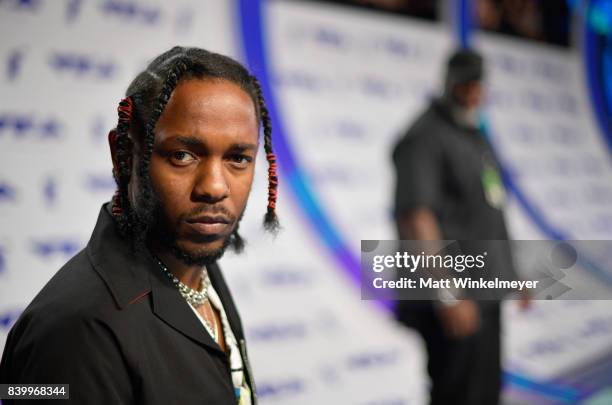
[185,215,232,235]
[188,215,230,224]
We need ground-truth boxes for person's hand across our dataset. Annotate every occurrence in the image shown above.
[435,299,480,339]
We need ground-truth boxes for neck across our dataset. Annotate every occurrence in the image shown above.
[452,105,479,129]
[440,95,480,130]
[153,247,204,290]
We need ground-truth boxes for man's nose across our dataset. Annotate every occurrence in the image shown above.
[192,159,230,203]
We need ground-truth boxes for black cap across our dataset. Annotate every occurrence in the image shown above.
[446,49,484,84]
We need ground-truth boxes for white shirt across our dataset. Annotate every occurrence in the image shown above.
[189,283,252,405]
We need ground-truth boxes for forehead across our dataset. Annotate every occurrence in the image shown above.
[154,78,259,145]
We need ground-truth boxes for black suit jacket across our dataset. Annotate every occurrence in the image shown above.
[0,205,256,404]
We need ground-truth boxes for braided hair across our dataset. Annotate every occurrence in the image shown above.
[111,47,279,251]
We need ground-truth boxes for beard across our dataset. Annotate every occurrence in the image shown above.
[164,232,232,267]
[131,178,244,267]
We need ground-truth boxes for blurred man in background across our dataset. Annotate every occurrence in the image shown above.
[392,49,521,405]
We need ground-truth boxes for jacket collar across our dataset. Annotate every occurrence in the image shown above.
[86,204,152,310]
[432,98,481,135]
[86,204,244,353]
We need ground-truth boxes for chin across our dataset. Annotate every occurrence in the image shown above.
[186,240,227,256]
[170,237,231,267]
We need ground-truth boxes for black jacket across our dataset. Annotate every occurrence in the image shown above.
[0,205,256,404]
[392,100,518,310]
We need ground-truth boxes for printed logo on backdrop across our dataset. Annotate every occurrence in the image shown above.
[309,165,373,187]
[0,245,6,275]
[361,397,411,405]
[488,52,570,83]
[257,378,305,401]
[289,23,427,62]
[49,52,118,79]
[32,238,82,260]
[346,349,399,371]
[246,312,344,344]
[2,0,176,31]
[487,88,577,114]
[521,314,612,359]
[0,114,62,140]
[173,6,195,35]
[274,70,327,92]
[247,322,308,343]
[0,0,40,12]
[1,0,87,23]
[90,115,111,143]
[316,364,341,385]
[313,27,345,49]
[42,177,57,207]
[549,125,582,146]
[64,0,82,22]
[84,173,115,194]
[99,0,162,26]
[0,0,155,25]
[0,181,17,203]
[260,267,313,288]
[0,309,22,332]
[6,49,25,81]
[276,69,433,101]
[310,119,368,142]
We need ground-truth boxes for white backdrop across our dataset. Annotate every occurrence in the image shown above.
[2,1,612,404]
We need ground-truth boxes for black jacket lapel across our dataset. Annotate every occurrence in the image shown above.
[149,266,223,354]
[87,206,151,309]
[87,204,223,354]
[206,262,244,340]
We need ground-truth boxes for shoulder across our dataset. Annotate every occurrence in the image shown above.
[392,129,441,166]
[1,271,134,398]
[406,102,447,136]
[24,249,115,319]
[7,249,121,351]
[1,251,133,381]
[394,105,445,155]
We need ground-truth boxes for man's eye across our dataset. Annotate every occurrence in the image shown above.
[229,155,252,168]
[170,151,196,165]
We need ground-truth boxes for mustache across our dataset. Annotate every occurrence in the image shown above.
[181,205,236,223]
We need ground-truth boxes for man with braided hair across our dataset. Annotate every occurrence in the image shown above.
[0,47,278,404]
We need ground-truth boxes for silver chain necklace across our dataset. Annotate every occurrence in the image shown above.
[155,258,211,307]
[155,258,218,341]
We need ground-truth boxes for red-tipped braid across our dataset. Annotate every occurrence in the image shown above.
[266,152,278,210]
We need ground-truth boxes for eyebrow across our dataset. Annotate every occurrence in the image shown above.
[173,136,204,148]
[228,143,258,152]
[171,136,258,152]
